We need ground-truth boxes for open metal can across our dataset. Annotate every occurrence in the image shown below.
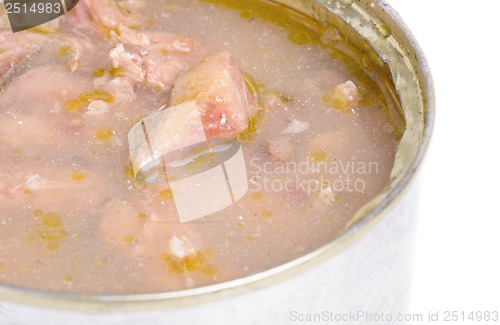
[0,0,434,324]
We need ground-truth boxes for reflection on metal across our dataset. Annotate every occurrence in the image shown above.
[128,101,248,223]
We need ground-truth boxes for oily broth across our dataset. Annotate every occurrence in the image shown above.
[0,0,400,294]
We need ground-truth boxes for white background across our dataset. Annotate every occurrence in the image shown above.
[388,0,500,316]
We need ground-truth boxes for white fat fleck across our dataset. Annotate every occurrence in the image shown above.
[319,185,334,203]
[169,235,187,258]
[12,174,39,191]
[221,114,227,125]
[87,100,110,116]
[12,174,86,192]
[281,119,310,135]
[337,81,358,103]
